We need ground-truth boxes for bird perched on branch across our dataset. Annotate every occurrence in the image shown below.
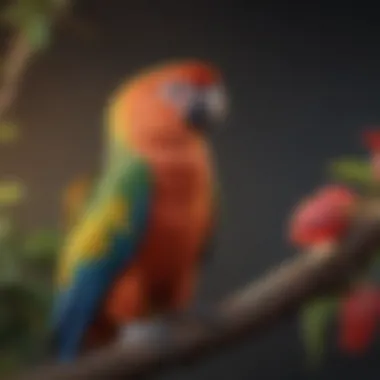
[52,59,228,362]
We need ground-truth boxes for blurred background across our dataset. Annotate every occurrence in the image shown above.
[1,0,380,379]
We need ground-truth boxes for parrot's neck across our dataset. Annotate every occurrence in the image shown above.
[102,138,137,176]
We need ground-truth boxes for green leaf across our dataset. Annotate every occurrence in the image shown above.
[0,181,26,207]
[2,0,56,24]
[0,216,13,242]
[24,15,51,50]
[23,229,60,260]
[2,0,55,51]
[0,123,19,144]
[300,297,338,368]
[1,4,28,28]
[0,351,22,375]
[328,157,373,185]
[0,216,57,373]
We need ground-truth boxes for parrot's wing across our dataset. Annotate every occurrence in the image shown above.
[51,157,152,361]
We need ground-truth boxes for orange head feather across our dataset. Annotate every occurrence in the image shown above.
[106,59,228,155]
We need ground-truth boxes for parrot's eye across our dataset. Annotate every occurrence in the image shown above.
[160,82,196,106]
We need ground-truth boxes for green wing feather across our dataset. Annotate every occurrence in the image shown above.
[52,156,153,361]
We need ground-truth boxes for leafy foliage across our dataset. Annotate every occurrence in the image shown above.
[0,181,26,207]
[0,1,67,373]
[299,137,380,366]
[0,215,60,374]
[328,157,373,186]
[300,297,338,367]
[0,123,19,144]
[1,0,59,50]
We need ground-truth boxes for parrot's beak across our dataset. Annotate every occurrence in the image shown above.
[186,84,228,131]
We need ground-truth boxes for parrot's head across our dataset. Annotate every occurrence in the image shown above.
[107,59,228,155]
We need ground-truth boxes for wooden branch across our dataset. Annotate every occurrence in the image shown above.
[0,32,33,120]
[0,1,72,122]
[7,200,380,380]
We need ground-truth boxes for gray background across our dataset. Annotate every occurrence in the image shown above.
[2,0,380,378]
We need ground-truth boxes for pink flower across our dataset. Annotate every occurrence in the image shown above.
[289,185,357,248]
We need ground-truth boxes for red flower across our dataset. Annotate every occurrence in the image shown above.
[289,185,357,248]
[338,284,380,355]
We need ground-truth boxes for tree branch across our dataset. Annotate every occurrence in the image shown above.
[0,0,72,122]
[7,200,380,380]
[0,32,33,120]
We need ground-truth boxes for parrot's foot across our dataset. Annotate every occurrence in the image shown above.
[119,319,172,346]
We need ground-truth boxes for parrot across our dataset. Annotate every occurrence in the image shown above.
[51,59,228,362]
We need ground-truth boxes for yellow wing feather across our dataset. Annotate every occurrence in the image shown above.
[57,196,130,288]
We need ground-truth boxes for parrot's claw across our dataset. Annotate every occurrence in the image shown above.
[119,319,172,346]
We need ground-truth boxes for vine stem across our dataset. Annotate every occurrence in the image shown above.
[0,0,72,122]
